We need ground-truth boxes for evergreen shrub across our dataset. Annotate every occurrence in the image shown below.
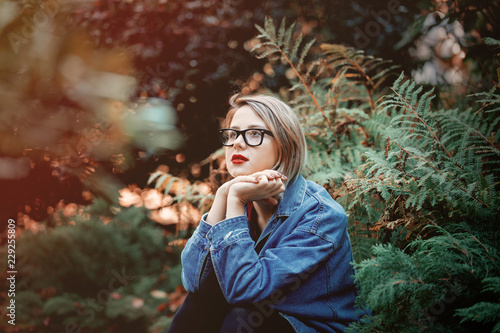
[252,18,500,332]
[1,190,203,332]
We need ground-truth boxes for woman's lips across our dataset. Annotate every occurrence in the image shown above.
[232,154,248,164]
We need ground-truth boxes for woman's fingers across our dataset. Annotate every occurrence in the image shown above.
[256,176,285,197]
[226,172,286,204]
[268,182,285,196]
[233,175,260,184]
[252,172,274,180]
[229,170,287,188]
[255,183,284,205]
[251,170,287,181]
[268,177,284,191]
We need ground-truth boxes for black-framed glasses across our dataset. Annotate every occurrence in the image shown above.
[219,128,274,147]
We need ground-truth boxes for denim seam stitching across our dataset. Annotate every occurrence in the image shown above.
[196,251,210,291]
[210,248,231,302]
[306,188,324,234]
[332,228,348,256]
[325,257,338,320]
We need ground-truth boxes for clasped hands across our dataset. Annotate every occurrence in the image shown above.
[220,169,287,206]
[206,169,287,225]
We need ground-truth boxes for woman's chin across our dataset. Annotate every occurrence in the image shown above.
[228,166,252,178]
[228,165,272,177]
[230,171,251,177]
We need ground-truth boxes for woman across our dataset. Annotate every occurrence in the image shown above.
[167,93,367,333]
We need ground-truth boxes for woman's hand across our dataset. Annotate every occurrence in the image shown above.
[228,172,286,205]
[206,170,286,225]
[218,170,285,198]
[225,174,285,219]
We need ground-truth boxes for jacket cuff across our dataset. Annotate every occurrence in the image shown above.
[206,215,250,247]
[195,213,213,236]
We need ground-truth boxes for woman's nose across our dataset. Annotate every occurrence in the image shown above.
[233,133,247,148]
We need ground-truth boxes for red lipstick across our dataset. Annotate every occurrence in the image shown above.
[231,154,248,164]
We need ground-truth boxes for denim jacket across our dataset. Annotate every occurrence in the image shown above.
[181,175,367,332]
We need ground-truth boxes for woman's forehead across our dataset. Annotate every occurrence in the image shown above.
[230,105,267,128]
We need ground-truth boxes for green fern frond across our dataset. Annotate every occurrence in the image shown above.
[320,44,398,107]
[483,37,500,47]
[350,73,500,229]
[483,37,500,58]
[277,17,286,47]
[254,17,310,69]
[290,33,304,62]
[297,38,316,72]
[283,21,296,55]
[438,108,500,158]
[471,87,500,113]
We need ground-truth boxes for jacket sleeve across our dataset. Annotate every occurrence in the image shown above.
[206,207,339,304]
[180,215,213,293]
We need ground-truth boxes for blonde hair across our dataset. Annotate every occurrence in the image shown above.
[224,93,307,183]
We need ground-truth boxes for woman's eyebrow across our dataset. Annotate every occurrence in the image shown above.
[231,124,267,129]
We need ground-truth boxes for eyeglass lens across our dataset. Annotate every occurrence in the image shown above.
[222,129,264,146]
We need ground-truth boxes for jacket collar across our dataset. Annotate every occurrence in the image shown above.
[275,174,307,218]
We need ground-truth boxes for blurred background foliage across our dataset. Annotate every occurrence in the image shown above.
[0,0,499,332]
[1,0,499,229]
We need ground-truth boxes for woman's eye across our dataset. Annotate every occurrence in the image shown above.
[248,130,260,137]
[228,131,237,139]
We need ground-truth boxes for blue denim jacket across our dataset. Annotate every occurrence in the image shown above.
[181,175,367,332]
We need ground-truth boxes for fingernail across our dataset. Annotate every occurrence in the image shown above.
[282,175,287,179]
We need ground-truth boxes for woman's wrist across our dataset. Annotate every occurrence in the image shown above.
[217,181,234,198]
[206,183,233,225]
[227,186,247,204]
[226,187,246,218]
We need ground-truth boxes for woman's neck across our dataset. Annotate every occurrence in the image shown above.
[252,197,278,232]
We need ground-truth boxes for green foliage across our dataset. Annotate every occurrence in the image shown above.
[320,43,399,110]
[484,37,500,55]
[253,17,314,73]
[253,18,398,186]
[2,5,499,332]
[1,199,182,332]
[345,64,500,332]
[252,19,500,332]
[147,169,214,214]
[347,224,500,333]
[454,277,500,332]
[252,18,401,261]
[348,73,500,236]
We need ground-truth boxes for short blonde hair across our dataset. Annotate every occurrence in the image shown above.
[224,93,307,183]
